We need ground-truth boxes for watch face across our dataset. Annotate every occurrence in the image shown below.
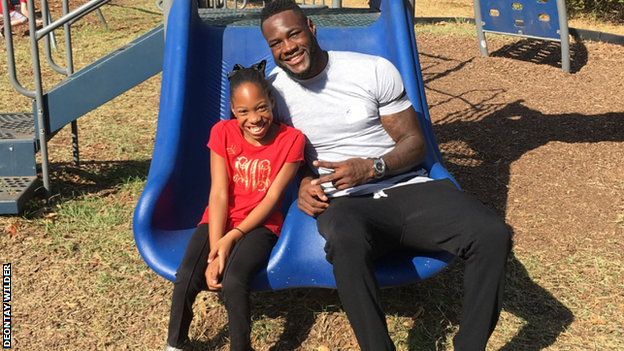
[373,158,385,177]
[374,162,384,172]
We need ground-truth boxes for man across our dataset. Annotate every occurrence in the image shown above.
[260,1,512,350]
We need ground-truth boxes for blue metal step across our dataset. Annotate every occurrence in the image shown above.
[0,176,40,214]
[0,113,39,214]
[0,113,35,141]
[0,113,37,177]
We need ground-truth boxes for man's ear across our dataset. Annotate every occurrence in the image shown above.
[307,18,316,36]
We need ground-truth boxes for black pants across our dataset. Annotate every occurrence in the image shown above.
[316,179,512,351]
[166,224,277,351]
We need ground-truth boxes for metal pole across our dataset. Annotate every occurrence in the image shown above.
[95,8,108,28]
[42,0,67,75]
[163,0,173,38]
[27,0,52,201]
[62,0,80,164]
[472,0,489,56]
[556,0,570,72]
[71,123,79,165]
[45,1,57,50]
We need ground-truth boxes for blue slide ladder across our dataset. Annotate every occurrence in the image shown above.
[473,0,571,72]
[133,0,457,291]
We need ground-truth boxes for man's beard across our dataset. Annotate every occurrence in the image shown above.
[277,39,319,80]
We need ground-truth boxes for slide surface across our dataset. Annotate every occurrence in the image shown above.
[133,0,457,291]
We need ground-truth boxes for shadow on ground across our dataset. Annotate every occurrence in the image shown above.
[22,159,151,217]
[185,251,574,350]
[421,47,622,349]
[490,38,589,73]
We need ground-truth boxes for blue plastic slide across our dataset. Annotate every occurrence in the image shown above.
[133,0,457,291]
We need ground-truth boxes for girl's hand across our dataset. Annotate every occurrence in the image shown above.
[206,237,232,290]
[205,259,222,290]
[208,236,235,275]
[206,230,243,289]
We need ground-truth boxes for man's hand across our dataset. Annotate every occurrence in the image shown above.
[311,158,374,190]
[298,176,329,217]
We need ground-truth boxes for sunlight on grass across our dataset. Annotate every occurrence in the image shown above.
[415,20,477,38]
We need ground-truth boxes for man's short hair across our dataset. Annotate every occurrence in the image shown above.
[260,0,307,27]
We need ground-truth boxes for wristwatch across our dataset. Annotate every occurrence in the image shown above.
[371,157,387,179]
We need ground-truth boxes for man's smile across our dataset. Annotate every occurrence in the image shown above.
[284,51,307,69]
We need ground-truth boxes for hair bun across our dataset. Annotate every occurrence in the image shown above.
[251,60,267,77]
[227,60,267,81]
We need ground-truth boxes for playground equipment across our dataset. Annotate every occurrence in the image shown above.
[0,0,164,214]
[473,0,571,72]
[133,0,457,291]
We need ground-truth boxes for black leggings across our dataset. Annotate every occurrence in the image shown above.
[316,179,512,351]
[166,224,277,351]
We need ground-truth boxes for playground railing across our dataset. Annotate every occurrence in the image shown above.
[1,0,114,202]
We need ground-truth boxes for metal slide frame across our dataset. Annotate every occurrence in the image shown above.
[473,0,570,72]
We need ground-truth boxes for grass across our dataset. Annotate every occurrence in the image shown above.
[414,20,477,38]
[2,0,624,350]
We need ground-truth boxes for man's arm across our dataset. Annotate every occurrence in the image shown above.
[312,105,426,190]
[378,105,427,175]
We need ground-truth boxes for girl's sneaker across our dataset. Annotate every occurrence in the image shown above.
[163,344,184,351]
[0,26,16,38]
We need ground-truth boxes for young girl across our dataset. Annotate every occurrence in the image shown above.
[165,60,305,351]
[0,0,28,37]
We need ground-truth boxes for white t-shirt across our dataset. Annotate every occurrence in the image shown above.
[269,51,431,197]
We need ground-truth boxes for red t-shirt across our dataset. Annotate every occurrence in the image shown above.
[0,1,15,14]
[199,119,305,236]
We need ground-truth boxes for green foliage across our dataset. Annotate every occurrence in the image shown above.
[566,0,624,22]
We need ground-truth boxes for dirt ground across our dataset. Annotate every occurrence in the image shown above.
[2,2,624,350]
[417,33,624,350]
[419,33,624,260]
